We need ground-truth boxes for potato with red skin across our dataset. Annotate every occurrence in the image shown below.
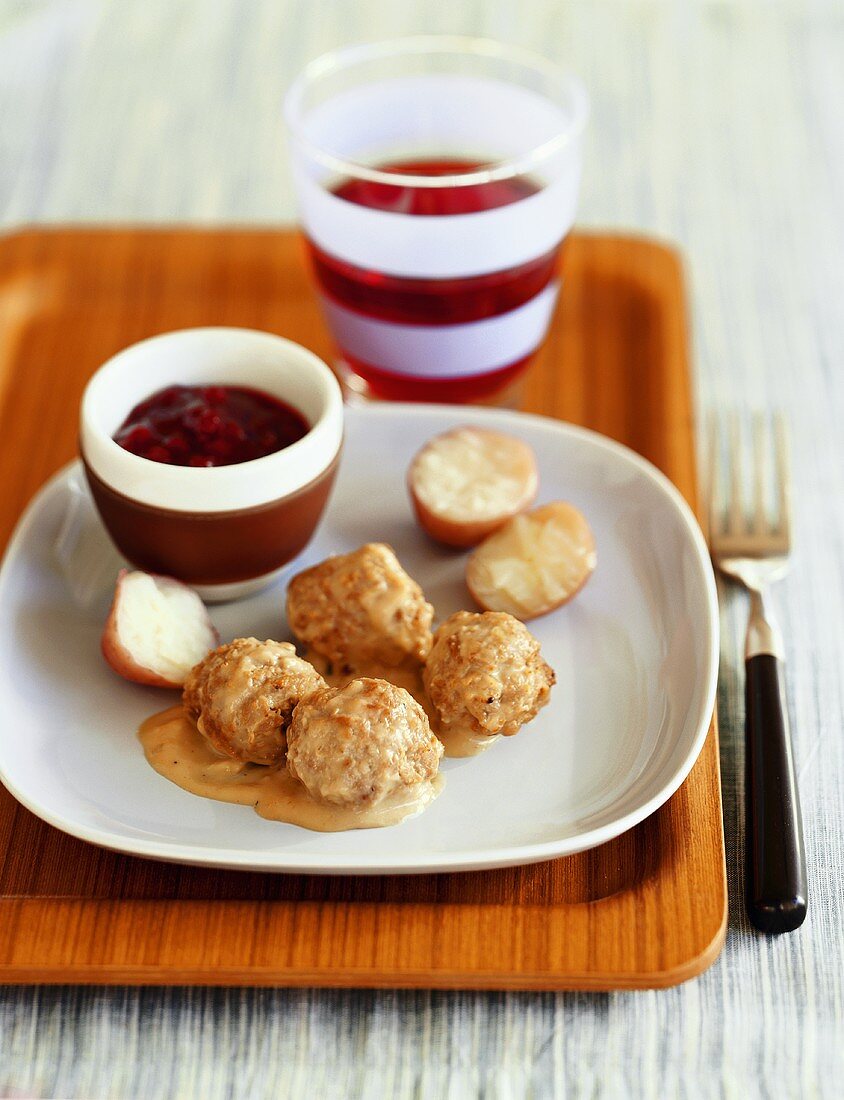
[101,569,218,688]
[408,427,538,548]
[466,502,596,620]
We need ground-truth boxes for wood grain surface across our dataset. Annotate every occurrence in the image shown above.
[0,227,727,989]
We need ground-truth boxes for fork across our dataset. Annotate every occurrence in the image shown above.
[709,412,807,933]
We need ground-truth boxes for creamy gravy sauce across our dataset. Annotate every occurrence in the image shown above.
[304,651,499,758]
[138,705,443,832]
[437,723,500,758]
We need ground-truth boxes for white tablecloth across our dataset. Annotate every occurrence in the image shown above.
[0,2,842,1096]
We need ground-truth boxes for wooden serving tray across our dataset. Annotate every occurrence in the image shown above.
[0,227,727,989]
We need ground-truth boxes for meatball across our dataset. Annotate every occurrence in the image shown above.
[286,543,434,668]
[286,677,443,808]
[183,637,325,765]
[423,611,555,738]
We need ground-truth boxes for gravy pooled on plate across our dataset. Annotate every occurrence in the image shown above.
[139,705,442,831]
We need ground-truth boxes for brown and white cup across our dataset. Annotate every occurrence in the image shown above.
[80,327,343,601]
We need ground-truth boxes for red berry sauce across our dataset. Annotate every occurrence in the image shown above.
[114,385,310,467]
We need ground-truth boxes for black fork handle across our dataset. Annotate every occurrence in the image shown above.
[745,653,807,933]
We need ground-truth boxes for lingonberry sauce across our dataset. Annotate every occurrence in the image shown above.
[114,385,309,467]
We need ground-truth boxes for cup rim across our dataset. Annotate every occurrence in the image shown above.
[80,327,344,513]
[284,35,589,189]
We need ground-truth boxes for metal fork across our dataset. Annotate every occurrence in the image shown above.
[708,412,807,933]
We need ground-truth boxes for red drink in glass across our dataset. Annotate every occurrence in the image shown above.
[286,40,588,403]
[306,159,565,402]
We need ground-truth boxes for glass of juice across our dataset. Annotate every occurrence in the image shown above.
[285,37,588,405]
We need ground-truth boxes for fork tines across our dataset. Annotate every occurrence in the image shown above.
[708,411,791,559]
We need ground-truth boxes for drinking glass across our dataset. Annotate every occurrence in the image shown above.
[285,37,588,404]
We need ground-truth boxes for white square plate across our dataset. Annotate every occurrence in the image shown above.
[0,405,718,874]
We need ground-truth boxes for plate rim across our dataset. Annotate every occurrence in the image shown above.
[0,404,719,874]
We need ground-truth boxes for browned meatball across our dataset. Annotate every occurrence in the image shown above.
[183,638,325,765]
[423,611,555,738]
[286,543,434,668]
[286,677,443,808]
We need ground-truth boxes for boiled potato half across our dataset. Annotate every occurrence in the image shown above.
[408,426,538,548]
[466,502,596,619]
